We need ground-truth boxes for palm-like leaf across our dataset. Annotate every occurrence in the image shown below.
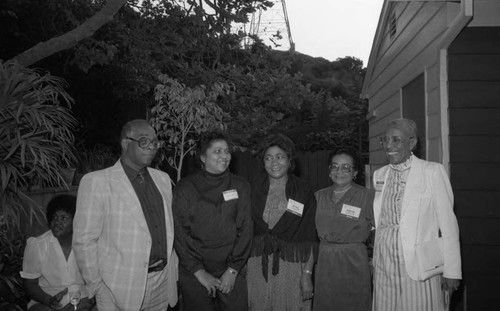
[0,61,77,246]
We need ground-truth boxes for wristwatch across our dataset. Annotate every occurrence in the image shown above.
[228,267,238,275]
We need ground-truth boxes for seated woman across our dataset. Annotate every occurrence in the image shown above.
[20,194,95,311]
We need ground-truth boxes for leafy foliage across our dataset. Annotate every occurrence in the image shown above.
[151,74,229,181]
[0,0,369,161]
[0,237,28,310]
[0,60,77,244]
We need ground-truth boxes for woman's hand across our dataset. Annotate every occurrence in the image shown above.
[45,287,68,309]
[218,268,237,295]
[442,277,460,292]
[300,272,314,301]
[194,269,221,297]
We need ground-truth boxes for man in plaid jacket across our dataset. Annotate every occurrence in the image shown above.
[73,119,178,311]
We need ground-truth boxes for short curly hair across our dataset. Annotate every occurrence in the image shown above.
[46,194,77,224]
[258,133,296,171]
[196,131,232,167]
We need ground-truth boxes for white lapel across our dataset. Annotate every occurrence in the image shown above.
[400,156,426,219]
[373,165,390,227]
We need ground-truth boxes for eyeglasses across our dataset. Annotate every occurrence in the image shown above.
[379,136,414,146]
[330,163,354,173]
[126,137,162,150]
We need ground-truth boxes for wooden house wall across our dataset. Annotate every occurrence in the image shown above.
[365,1,456,172]
[448,26,500,310]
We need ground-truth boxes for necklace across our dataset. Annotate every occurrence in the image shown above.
[333,186,352,194]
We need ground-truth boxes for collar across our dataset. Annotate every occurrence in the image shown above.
[202,169,229,179]
[121,158,148,181]
[389,153,413,172]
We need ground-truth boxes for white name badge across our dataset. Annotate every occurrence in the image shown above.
[223,189,239,201]
[286,199,304,217]
[340,204,361,219]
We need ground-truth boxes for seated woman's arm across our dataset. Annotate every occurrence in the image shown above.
[22,278,66,309]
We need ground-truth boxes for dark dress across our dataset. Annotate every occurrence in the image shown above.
[313,184,375,311]
[173,170,253,311]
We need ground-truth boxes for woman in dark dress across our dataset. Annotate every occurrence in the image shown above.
[173,132,253,311]
[313,148,375,311]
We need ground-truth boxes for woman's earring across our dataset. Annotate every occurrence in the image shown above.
[353,174,357,180]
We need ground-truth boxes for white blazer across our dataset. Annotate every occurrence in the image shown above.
[373,156,461,281]
[73,161,178,310]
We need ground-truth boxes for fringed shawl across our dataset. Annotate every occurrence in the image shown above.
[250,172,319,280]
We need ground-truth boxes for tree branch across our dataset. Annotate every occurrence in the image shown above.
[10,0,128,67]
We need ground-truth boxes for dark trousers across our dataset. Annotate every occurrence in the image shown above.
[178,268,248,311]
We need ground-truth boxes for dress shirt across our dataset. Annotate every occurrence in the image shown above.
[122,160,167,265]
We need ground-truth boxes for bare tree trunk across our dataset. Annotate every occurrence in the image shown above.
[10,0,128,67]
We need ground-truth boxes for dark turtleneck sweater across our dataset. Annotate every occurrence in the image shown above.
[172,169,253,276]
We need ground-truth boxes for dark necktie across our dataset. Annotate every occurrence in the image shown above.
[137,172,145,184]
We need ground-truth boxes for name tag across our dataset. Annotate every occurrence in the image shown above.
[223,189,238,201]
[286,199,304,217]
[340,204,361,219]
[375,180,384,192]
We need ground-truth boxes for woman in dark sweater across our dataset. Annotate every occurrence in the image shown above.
[173,132,253,311]
[247,134,318,311]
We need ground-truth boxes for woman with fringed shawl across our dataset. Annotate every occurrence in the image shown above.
[247,134,318,311]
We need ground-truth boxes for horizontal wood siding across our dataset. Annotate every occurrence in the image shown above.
[449,108,500,135]
[448,26,500,310]
[367,2,450,175]
[449,81,500,108]
[451,163,500,191]
[469,0,500,27]
[459,218,500,245]
[455,191,500,218]
[449,55,500,80]
[446,26,500,53]
[461,245,500,310]
[450,136,500,163]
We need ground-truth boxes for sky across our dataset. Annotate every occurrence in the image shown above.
[283,0,385,67]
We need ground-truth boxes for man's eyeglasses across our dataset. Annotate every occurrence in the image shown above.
[126,137,162,150]
[379,136,414,146]
[330,163,354,173]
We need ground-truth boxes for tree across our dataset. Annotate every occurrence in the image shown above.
[0,0,369,158]
[0,61,77,244]
[9,0,128,67]
[150,74,228,182]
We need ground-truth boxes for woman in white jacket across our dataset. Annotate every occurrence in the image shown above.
[372,118,461,311]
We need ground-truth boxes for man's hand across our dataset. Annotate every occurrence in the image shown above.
[218,268,237,295]
[300,272,314,301]
[194,269,221,297]
[442,277,460,292]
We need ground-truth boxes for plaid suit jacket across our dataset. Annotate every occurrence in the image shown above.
[73,161,178,310]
